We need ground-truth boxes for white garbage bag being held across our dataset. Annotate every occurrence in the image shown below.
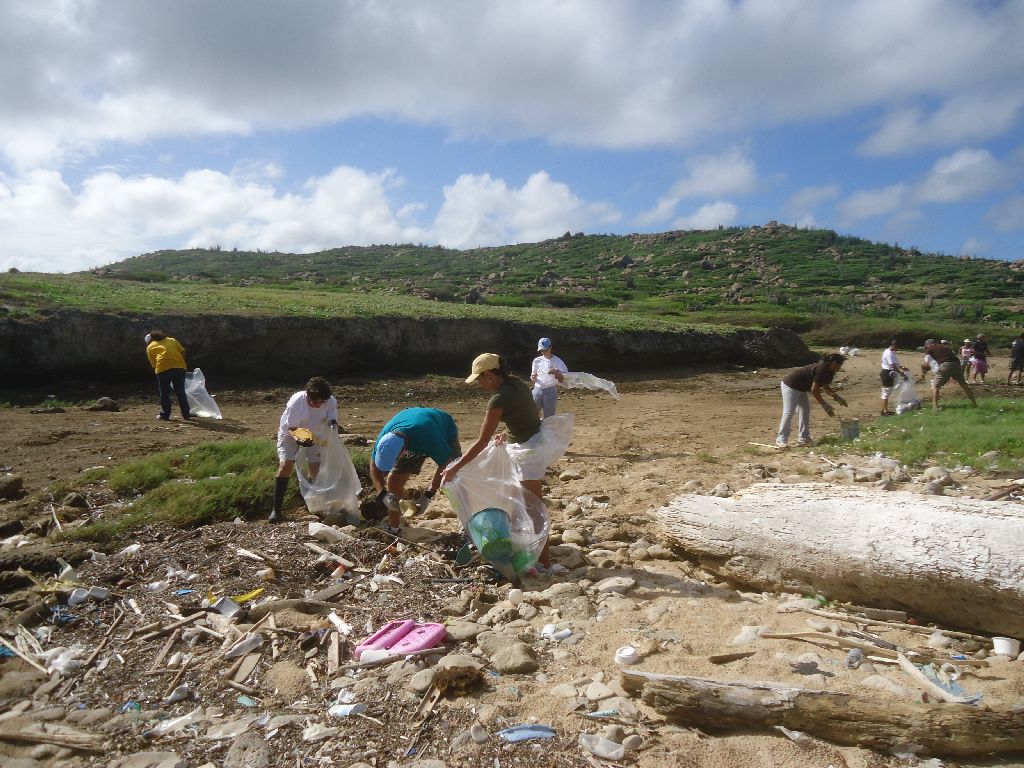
[297,432,360,517]
[560,372,619,400]
[442,443,549,579]
[504,413,574,483]
[184,368,222,419]
[892,376,922,414]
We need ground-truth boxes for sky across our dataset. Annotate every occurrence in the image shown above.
[1,0,1023,274]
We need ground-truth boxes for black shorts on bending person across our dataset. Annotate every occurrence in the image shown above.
[393,438,463,475]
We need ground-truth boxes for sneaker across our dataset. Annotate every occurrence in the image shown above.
[267,509,282,524]
[156,414,170,421]
[387,525,402,536]
[796,439,814,447]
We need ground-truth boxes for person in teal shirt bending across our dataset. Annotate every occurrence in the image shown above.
[369,408,462,535]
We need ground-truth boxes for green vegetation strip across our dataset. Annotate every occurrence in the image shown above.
[823,397,1024,471]
[60,439,371,542]
[0,273,731,334]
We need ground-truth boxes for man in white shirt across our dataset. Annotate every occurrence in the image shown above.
[530,337,568,418]
[880,340,909,416]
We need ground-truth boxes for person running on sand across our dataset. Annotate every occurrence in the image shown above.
[368,408,461,536]
[775,353,848,448]
[880,339,910,416]
[269,376,339,523]
[1008,333,1024,386]
[145,330,192,421]
[530,337,568,418]
[924,339,977,410]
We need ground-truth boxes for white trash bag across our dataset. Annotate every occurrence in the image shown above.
[442,443,549,579]
[505,413,574,483]
[184,368,222,419]
[297,432,360,517]
[561,372,619,400]
[892,377,922,414]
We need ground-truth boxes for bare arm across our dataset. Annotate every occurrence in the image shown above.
[441,407,502,482]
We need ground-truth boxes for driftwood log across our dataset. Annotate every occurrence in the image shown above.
[620,669,1024,757]
[656,483,1024,637]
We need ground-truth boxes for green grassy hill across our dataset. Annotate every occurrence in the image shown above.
[6,223,1023,344]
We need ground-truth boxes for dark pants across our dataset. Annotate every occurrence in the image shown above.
[156,368,191,418]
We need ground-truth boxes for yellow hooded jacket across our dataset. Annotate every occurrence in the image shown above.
[146,337,187,373]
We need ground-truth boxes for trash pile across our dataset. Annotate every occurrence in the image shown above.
[2,491,1024,766]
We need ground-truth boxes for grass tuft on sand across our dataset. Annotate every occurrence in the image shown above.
[61,439,370,542]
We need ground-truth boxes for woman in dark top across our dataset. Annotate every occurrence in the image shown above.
[444,352,574,570]
[775,353,848,448]
[443,353,542,497]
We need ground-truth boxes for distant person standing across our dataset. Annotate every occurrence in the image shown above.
[970,333,989,383]
[530,337,568,418]
[269,376,339,523]
[879,339,910,416]
[924,339,977,410]
[775,353,848,448]
[959,338,974,376]
[145,330,192,421]
[1008,333,1024,385]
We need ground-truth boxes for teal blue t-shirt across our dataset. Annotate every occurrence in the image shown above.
[373,408,459,465]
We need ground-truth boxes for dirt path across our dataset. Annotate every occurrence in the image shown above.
[2,349,1013,517]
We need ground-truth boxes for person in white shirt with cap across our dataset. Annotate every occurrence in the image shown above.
[530,337,568,418]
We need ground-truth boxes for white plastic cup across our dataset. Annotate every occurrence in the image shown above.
[67,587,90,606]
[992,637,1021,657]
[614,645,640,665]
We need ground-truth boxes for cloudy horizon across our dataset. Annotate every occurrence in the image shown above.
[1,0,1022,272]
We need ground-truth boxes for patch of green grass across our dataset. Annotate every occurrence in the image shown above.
[844,398,1024,469]
[695,450,719,463]
[3,224,1021,346]
[61,439,371,542]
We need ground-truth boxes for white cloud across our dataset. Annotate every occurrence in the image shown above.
[837,184,909,224]
[861,93,1024,156]
[638,149,756,225]
[959,237,990,257]
[986,195,1024,231]
[913,148,1003,204]
[784,184,840,223]
[432,171,619,249]
[0,165,618,271]
[3,1,1023,168]
[672,201,738,230]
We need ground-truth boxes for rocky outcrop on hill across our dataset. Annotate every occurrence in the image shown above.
[0,309,816,384]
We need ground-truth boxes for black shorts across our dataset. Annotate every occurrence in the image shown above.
[392,439,462,475]
[1011,357,1024,372]
[880,369,895,387]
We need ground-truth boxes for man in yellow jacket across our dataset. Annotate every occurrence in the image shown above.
[145,330,192,421]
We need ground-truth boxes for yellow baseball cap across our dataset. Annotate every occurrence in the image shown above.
[465,353,500,383]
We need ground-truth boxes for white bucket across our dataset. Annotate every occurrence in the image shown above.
[840,419,860,440]
[992,636,1021,657]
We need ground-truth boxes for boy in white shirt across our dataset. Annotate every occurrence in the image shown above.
[269,376,339,522]
[530,337,568,418]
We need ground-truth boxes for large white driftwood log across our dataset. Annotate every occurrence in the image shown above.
[657,483,1024,637]
[620,669,1024,757]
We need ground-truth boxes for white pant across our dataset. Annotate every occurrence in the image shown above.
[777,382,810,445]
